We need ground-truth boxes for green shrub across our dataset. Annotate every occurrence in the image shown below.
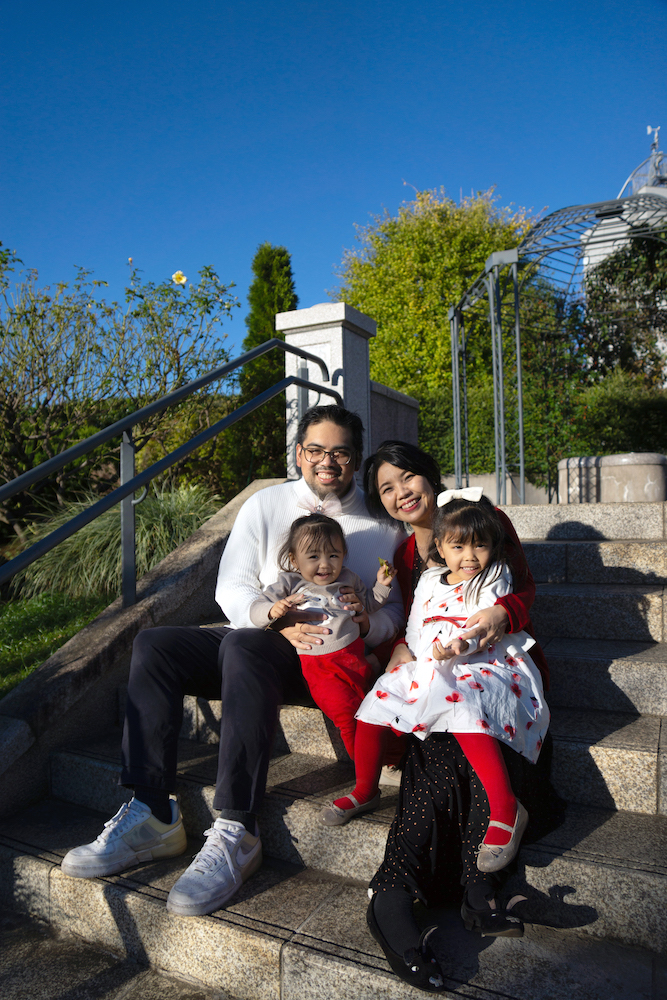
[15,483,220,599]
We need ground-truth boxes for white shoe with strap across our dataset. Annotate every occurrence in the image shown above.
[476,801,529,873]
[320,791,382,826]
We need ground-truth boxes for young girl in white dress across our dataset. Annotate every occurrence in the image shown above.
[354,488,550,872]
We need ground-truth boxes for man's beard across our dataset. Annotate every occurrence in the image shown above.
[309,469,353,500]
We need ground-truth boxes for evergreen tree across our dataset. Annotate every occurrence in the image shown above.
[236,243,298,483]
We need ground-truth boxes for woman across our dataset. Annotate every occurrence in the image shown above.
[362,441,558,993]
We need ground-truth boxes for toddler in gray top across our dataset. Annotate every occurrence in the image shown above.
[249,514,396,805]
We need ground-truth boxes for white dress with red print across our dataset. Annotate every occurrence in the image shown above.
[355,563,549,763]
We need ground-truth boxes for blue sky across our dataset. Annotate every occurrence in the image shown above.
[2,0,666,354]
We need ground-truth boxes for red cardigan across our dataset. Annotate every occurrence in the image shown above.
[393,512,549,689]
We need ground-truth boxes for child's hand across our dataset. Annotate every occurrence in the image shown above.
[339,586,370,637]
[377,557,397,586]
[269,594,305,620]
[384,643,415,673]
[432,636,469,660]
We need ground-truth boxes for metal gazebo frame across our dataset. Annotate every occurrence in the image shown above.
[449,191,667,505]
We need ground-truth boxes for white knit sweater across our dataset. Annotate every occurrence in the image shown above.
[215,477,405,647]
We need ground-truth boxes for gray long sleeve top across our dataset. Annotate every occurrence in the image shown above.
[249,566,393,656]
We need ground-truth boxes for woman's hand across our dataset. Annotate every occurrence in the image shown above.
[339,586,370,637]
[384,642,415,673]
[460,604,509,650]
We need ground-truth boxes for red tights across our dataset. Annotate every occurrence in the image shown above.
[299,642,405,809]
[335,726,517,845]
[454,733,517,845]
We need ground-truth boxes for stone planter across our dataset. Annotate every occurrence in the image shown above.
[558,453,667,503]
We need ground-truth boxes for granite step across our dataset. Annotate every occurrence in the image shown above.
[43,733,667,954]
[531,582,665,641]
[548,708,664,814]
[524,539,667,584]
[0,909,224,1000]
[543,638,667,716]
[56,697,667,820]
[0,797,665,997]
[500,502,667,543]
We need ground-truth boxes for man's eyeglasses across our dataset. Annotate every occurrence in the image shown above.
[300,446,353,466]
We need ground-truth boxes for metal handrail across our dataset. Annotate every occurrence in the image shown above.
[0,342,342,602]
[0,339,329,506]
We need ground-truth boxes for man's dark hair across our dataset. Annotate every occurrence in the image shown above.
[363,440,442,519]
[297,405,364,458]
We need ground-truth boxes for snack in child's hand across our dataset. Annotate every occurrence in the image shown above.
[377,556,396,582]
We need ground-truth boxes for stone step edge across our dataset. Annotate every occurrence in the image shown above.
[0,838,363,1000]
[1,820,665,991]
[51,724,667,832]
[54,701,667,817]
[48,738,667,873]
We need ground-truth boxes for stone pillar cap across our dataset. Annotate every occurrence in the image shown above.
[275,302,376,339]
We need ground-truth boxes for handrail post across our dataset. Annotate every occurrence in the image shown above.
[120,430,136,607]
[297,364,309,420]
[449,307,462,488]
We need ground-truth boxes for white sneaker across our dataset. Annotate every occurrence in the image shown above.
[61,797,187,878]
[166,818,262,916]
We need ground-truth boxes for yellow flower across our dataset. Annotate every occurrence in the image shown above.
[172,270,187,285]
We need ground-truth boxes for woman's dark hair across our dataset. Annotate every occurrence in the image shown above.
[363,440,442,519]
[277,513,348,572]
[297,405,364,460]
[431,495,509,605]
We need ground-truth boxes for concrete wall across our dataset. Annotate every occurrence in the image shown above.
[441,473,551,506]
[369,381,419,453]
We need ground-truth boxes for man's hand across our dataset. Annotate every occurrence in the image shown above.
[278,611,331,651]
[461,604,509,650]
[384,642,415,673]
[432,636,469,661]
[339,586,370,637]
[268,594,305,621]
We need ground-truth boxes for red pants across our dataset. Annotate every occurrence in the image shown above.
[299,637,404,763]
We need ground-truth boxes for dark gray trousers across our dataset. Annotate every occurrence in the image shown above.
[120,625,309,813]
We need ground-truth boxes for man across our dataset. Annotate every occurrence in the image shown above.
[62,405,404,916]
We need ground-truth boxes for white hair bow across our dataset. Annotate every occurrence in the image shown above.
[437,486,484,507]
[297,491,343,517]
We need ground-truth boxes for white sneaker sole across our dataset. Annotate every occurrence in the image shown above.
[61,829,187,879]
[166,844,263,916]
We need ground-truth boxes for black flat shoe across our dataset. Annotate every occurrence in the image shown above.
[367,894,446,993]
[461,891,525,938]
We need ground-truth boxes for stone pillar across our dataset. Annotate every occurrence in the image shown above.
[275,303,376,479]
[558,453,667,503]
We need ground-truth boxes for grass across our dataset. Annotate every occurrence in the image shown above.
[1,483,221,699]
[0,592,108,699]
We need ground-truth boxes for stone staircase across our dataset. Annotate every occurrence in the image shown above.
[1,502,666,999]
